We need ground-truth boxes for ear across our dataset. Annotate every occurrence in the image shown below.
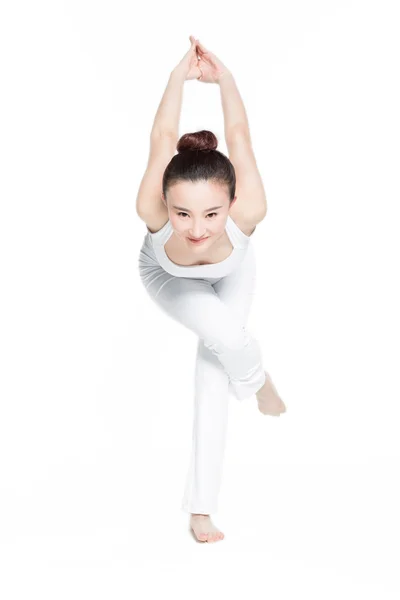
[161,193,167,206]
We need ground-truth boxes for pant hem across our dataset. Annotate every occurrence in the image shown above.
[181,505,218,515]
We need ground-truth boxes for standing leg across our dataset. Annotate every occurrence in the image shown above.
[180,339,230,514]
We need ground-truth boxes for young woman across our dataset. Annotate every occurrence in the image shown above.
[136,37,286,543]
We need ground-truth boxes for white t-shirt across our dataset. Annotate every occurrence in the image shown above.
[145,214,252,278]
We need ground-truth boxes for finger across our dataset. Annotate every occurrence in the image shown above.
[195,41,204,56]
[197,46,210,63]
[186,38,196,56]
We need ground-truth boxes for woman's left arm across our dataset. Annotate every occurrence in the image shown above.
[219,73,268,220]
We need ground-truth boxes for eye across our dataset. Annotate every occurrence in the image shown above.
[177,212,218,218]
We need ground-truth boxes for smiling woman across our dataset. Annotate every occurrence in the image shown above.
[136,37,285,545]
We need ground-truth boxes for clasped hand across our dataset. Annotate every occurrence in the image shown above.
[174,36,229,83]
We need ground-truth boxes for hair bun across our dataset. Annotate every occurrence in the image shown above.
[177,130,218,153]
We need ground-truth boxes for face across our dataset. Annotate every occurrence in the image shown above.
[162,180,237,249]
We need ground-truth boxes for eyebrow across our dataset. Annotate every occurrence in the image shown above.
[172,205,223,212]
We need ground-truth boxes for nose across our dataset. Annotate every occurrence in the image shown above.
[189,225,208,239]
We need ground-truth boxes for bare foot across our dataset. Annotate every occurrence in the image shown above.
[190,514,225,543]
[256,371,287,416]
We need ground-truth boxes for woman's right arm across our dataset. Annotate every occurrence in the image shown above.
[136,69,185,217]
[135,132,176,219]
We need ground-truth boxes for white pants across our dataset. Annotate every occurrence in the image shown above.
[138,236,266,514]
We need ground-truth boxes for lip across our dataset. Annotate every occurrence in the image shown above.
[188,237,209,244]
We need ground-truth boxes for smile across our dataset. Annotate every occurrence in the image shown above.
[188,237,209,244]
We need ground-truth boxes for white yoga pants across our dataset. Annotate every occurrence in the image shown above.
[138,240,266,515]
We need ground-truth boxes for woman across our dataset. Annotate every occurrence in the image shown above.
[136,36,286,543]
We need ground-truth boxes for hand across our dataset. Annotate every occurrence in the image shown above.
[174,36,202,81]
[193,38,230,84]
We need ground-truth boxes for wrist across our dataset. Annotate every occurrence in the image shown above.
[171,67,187,82]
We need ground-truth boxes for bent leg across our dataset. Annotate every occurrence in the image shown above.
[142,269,266,401]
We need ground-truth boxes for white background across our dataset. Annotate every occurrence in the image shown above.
[1,0,399,597]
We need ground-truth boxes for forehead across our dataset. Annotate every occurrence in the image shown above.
[169,180,228,201]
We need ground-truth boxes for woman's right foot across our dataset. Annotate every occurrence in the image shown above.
[256,371,287,416]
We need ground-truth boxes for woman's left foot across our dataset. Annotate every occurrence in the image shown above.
[256,371,287,416]
[190,514,225,542]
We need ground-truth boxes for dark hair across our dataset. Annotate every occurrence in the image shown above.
[162,130,236,203]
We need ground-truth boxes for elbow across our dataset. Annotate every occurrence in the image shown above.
[257,204,268,222]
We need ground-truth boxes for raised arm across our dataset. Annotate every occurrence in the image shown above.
[197,40,267,223]
[194,39,267,220]
[136,39,201,219]
[219,72,267,221]
[136,68,185,218]
[150,67,186,139]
